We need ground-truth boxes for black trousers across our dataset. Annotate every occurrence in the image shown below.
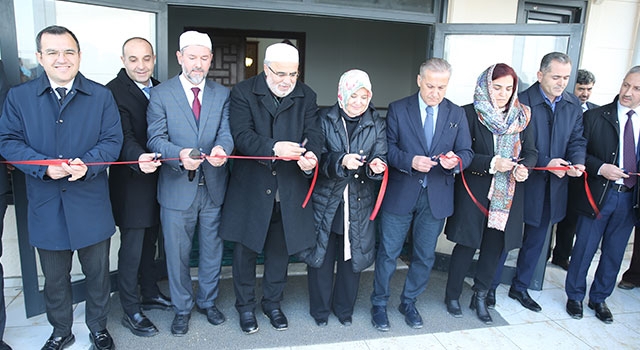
[445,228,504,301]
[0,193,7,340]
[622,227,640,285]
[118,225,161,316]
[552,209,577,263]
[307,231,360,321]
[38,238,111,337]
[232,202,289,313]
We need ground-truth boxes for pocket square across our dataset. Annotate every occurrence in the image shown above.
[449,122,458,128]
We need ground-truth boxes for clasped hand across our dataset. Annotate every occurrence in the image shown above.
[138,153,161,174]
[46,158,87,181]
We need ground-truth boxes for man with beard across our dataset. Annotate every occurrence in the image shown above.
[146,31,233,336]
[219,43,323,334]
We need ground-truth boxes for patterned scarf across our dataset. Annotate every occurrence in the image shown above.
[474,64,531,231]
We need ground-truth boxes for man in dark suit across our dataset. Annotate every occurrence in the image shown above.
[219,43,323,334]
[565,66,640,323]
[370,58,473,331]
[106,37,170,338]
[146,31,233,336]
[491,52,586,313]
[0,60,13,350]
[551,68,599,271]
[0,25,122,350]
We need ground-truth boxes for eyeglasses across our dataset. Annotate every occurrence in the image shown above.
[267,65,298,79]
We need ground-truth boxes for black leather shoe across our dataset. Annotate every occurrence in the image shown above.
[263,308,288,330]
[469,290,493,325]
[508,287,542,312]
[338,316,352,326]
[588,301,613,324]
[198,305,226,326]
[141,293,172,311]
[445,299,463,318]
[41,334,75,350]
[371,306,390,331]
[314,318,328,326]
[618,280,638,290]
[551,259,570,271]
[566,299,583,319]
[486,289,496,309]
[398,302,423,329]
[239,311,259,334]
[122,312,158,337]
[0,340,12,350]
[171,313,190,336]
[89,329,114,350]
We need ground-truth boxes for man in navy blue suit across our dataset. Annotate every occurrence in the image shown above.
[370,58,473,331]
[565,66,640,324]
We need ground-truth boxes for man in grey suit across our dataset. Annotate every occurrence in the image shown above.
[146,31,233,336]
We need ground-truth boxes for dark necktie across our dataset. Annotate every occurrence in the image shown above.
[423,106,434,188]
[624,109,637,188]
[142,86,151,99]
[191,87,201,121]
[56,87,67,104]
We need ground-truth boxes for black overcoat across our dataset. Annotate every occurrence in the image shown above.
[445,104,538,250]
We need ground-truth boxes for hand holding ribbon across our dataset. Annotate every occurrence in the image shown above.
[439,151,460,170]
[342,153,365,170]
[138,152,161,174]
[368,158,386,174]
[599,163,628,181]
[207,146,227,167]
[61,158,87,181]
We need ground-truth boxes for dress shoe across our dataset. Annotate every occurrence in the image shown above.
[445,299,463,318]
[239,311,259,334]
[314,318,328,326]
[588,301,613,324]
[198,305,226,325]
[398,302,423,329]
[141,293,172,311]
[89,329,114,350]
[338,316,352,326]
[469,290,493,324]
[370,306,390,331]
[122,312,159,337]
[41,334,75,350]
[508,287,542,312]
[617,280,638,290]
[171,313,190,336]
[486,288,496,309]
[551,259,570,271]
[263,308,288,330]
[566,299,583,319]
[0,340,12,350]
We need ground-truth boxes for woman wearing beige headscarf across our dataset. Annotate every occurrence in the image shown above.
[300,69,387,327]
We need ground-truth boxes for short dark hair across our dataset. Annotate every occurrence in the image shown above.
[36,25,80,53]
[122,37,154,57]
[540,52,571,73]
[576,69,596,85]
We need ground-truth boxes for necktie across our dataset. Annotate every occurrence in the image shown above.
[623,110,637,188]
[191,87,201,121]
[56,87,67,104]
[424,106,434,150]
[142,86,151,99]
[582,103,588,112]
[423,106,434,188]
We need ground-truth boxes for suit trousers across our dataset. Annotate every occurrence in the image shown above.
[37,238,111,337]
[621,227,640,285]
[552,209,577,263]
[233,202,289,313]
[566,189,635,302]
[371,187,445,306]
[117,225,161,316]
[0,193,7,339]
[138,225,162,299]
[445,228,505,301]
[307,231,361,321]
[161,185,223,314]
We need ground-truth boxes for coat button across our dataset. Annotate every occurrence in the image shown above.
[354,174,359,178]
[266,189,272,195]
[61,188,66,192]
[419,179,424,184]
[58,155,63,158]
[272,171,277,176]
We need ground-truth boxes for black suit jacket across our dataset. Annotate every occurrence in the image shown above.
[575,96,640,219]
[585,101,599,111]
[106,68,161,228]
[0,61,11,195]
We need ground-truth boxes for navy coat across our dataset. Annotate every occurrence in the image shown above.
[0,73,123,250]
[519,82,586,227]
[381,93,473,219]
[219,72,323,255]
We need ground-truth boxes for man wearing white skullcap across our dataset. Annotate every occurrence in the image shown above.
[219,42,323,334]
[147,30,233,336]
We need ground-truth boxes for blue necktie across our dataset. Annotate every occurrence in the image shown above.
[142,86,151,99]
[423,106,434,188]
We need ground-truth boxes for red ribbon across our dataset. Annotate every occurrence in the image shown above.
[369,168,388,221]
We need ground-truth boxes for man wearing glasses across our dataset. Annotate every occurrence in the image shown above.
[220,42,323,334]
